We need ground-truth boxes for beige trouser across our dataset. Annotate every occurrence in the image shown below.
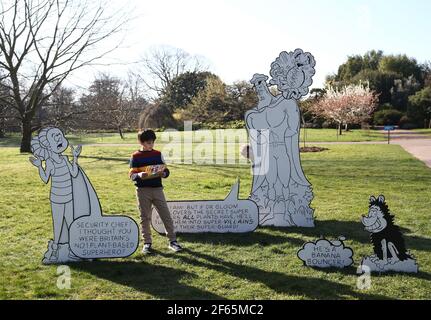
[136,187,176,243]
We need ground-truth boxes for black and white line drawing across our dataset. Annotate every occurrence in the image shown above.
[359,195,418,273]
[152,179,259,234]
[30,127,139,264]
[245,49,315,227]
[297,236,354,269]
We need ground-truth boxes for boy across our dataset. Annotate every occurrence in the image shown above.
[129,129,182,254]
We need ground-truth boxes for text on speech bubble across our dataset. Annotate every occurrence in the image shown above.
[69,215,139,259]
[152,180,258,234]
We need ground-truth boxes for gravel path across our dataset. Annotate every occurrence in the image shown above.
[388,130,431,168]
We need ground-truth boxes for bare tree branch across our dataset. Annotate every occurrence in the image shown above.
[0,0,131,151]
[138,46,208,98]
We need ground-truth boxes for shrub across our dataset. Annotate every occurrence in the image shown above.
[379,103,396,110]
[322,121,336,129]
[373,109,404,125]
[399,116,417,129]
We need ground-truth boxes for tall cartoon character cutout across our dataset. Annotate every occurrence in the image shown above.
[30,127,139,264]
[245,49,315,227]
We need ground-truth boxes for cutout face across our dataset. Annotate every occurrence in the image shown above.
[362,205,387,233]
[46,128,68,154]
[255,80,269,100]
[250,74,270,102]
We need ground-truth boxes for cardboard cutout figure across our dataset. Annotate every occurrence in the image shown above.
[359,195,418,273]
[297,236,354,269]
[245,49,315,227]
[152,180,259,234]
[30,127,139,264]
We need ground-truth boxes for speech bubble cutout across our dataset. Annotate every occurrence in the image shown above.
[152,179,259,233]
[297,237,354,269]
[69,215,139,259]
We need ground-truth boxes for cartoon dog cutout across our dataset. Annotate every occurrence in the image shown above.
[359,195,418,273]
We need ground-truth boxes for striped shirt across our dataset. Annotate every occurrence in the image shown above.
[129,149,170,188]
[49,158,73,204]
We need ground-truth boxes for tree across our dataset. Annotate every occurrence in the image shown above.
[124,71,148,109]
[310,84,378,135]
[0,91,12,138]
[180,76,229,123]
[390,75,421,111]
[81,74,143,138]
[0,72,11,137]
[138,101,177,130]
[159,74,258,126]
[36,84,79,132]
[422,61,431,87]
[328,51,424,113]
[225,81,258,121]
[160,71,216,111]
[332,51,422,84]
[300,88,326,125]
[299,88,326,146]
[351,69,398,105]
[177,77,259,126]
[407,87,431,128]
[138,46,208,97]
[0,0,128,152]
[379,54,422,82]
[334,50,384,83]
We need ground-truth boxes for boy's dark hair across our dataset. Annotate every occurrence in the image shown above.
[138,129,156,143]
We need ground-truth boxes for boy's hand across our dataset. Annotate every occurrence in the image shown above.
[138,172,148,179]
[156,167,167,177]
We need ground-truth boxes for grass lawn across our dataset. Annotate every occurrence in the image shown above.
[413,129,431,135]
[0,143,430,300]
[0,128,385,147]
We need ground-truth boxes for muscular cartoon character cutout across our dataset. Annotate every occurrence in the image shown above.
[245,49,315,227]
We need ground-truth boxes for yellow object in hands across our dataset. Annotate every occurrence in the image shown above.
[130,164,166,180]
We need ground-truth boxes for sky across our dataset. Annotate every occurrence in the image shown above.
[65,0,431,92]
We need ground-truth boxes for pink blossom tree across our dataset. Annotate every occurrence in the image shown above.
[310,84,378,135]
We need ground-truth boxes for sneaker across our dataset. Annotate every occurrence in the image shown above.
[142,243,152,254]
[168,241,183,252]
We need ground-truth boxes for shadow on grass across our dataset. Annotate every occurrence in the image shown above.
[71,259,224,300]
[70,245,430,300]
[70,250,391,300]
[176,220,431,253]
[155,249,390,300]
[178,230,305,248]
